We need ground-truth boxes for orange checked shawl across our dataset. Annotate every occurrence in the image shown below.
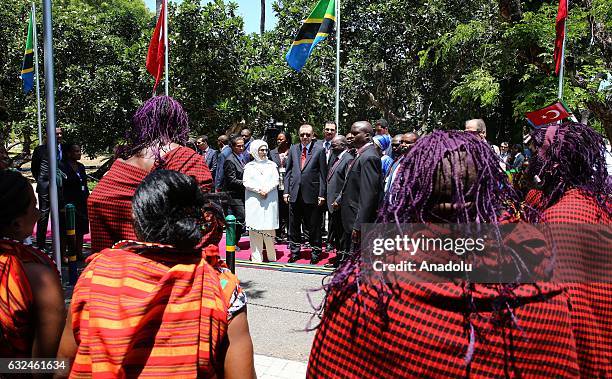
[0,239,58,358]
[70,242,238,378]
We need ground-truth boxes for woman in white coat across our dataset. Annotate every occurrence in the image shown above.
[243,139,279,262]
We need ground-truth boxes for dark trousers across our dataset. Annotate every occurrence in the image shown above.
[328,210,344,251]
[288,193,322,258]
[276,189,289,239]
[36,190,50,249]
[337,231,354,263]
[227,198,245,239]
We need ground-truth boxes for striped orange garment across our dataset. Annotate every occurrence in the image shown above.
[0,239,58,358]
[70,242,238,378]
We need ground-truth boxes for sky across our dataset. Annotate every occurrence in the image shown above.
[143,0,278,34]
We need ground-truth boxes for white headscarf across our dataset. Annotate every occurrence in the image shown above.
[249,139,268,162]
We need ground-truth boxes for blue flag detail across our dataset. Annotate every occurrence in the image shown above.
[285,0,336,72]
[21,10,35,94]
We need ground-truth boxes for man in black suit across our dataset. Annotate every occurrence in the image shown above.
[196,135,219,187]
[325,135,353,267]
[339,121,382,257]
[283,124,327,264]
[269,131,291,240]
[222,136,246,238]
[31,127,64,250]
[215,134,231,192]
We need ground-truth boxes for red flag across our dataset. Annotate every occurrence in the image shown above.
[525,102,570,126]
[146,0,165,92]
[553,0,567,75]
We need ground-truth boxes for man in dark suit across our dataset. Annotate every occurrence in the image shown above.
[283,124,327,264]
[339,121,382,258]
[215,134,231,191]
[314,121,337,246]
[31,127,64,250]
[269,131,291,240]
[325,135,353,267]
[196,135,219,187]
[222,136,246,238]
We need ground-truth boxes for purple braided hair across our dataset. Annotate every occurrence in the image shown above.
[116,96,190,162]
[319,130,532,365]
[378,130,522,223]
[528,122,612,218]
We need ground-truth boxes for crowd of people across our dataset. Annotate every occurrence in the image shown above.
[0,95,610,377]
[184,117,425,267]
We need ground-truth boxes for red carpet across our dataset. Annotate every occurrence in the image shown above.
[34,225,336,267]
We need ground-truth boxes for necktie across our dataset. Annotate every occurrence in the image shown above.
[301,146,307,169]
[327,156,340,182]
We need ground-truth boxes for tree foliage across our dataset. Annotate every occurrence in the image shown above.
[0,0,610,159]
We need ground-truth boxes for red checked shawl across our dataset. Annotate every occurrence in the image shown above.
[70,242,240,378]
[88,147,213,253]
[541,188,612,378]
[307,226,581,378]
[0,239,58,358]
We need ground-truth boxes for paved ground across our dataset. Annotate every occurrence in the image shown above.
[237,266,326,362]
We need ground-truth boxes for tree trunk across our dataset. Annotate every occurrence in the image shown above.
[22,127,31,157]
[587,99,612,143]
[260,0,266,35]
[499,0,522,22]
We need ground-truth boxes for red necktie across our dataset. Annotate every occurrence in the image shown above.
[301,146,307,169]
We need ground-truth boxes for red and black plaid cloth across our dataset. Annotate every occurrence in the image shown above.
[308,189,611,378]
[88,147,213,253]
[541,189,612,378]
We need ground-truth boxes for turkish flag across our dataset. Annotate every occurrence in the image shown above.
[553,0,567,75]
[146,0,165,92]
[525,102,570,126]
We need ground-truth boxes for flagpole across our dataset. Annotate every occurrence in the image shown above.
[334,0,340,126]
[42,0,62,275]
[164,0,169,96]
[557,0,567,100]
[32,2,43,145]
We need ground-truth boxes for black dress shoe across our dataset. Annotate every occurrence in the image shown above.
[310,255,321,265]
[288,255,300,263]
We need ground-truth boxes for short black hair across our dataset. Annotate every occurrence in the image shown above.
[0,171,32,230]
[230,135,244,147]
[132,170,205,250]
[375,119,389,129]
[277,131,291,141]
[197,135,209,143]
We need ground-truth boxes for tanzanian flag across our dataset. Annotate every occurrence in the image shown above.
[286,0,336,72]
[21,10,35,94]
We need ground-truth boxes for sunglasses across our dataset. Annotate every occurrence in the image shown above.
[300,133,312,137]
[392,143,401,147]
[259,148,269,152]
[324,128,335,132]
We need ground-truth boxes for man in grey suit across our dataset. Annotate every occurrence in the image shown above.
[283,124,327,264]
[325,135,353,267]
[339,121,382,257]
[196,135,219,187]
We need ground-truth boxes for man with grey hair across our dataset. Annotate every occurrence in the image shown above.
[284,124,328,264]
[465,118,500,155]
